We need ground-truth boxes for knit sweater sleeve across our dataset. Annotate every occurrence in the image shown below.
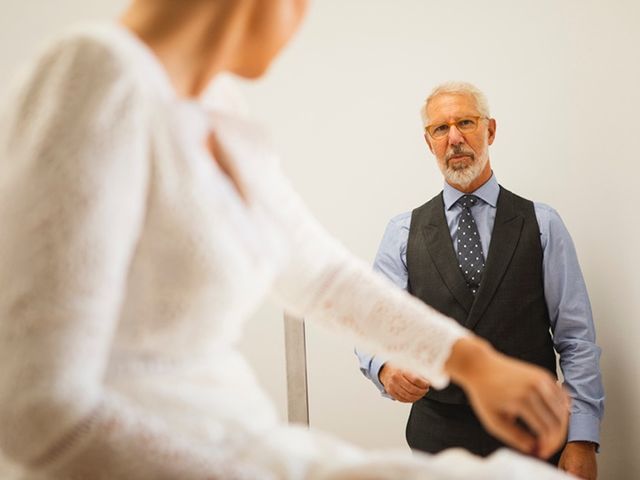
[262,166,469,390]
[0,32,249,480]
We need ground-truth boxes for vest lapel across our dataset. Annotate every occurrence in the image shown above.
[464,188,524,330]
[421,195,475,313]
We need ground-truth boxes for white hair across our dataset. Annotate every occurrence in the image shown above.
[420,81,490,127]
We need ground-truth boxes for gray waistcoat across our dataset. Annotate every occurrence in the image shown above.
[407,186,556,405]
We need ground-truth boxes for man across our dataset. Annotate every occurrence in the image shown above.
[357,82,604,479]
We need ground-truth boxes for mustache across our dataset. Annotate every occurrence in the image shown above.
[446,145,475,163]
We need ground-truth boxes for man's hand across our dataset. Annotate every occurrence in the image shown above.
[559,441,597,479]
[445,337,570,460]
[379,362,430,403]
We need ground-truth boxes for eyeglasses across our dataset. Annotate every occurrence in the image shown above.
[425,116,488,139]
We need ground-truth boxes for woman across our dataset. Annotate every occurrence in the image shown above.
[0,1,570,478]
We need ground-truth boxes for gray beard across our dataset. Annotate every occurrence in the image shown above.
[443,153,488,189]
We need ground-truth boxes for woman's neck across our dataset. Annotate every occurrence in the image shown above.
[119,1,245,98]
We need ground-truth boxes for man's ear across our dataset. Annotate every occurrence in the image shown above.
[487,118,497,145]
[424,133,435,154]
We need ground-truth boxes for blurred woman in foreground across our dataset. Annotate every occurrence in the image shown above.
[0,1,570,478]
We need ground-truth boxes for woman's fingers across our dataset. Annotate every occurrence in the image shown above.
[517,396,549,440]
[528,379,570,457]
[537,378,571,425]
[514,380,569,458]
[487,412,537,454]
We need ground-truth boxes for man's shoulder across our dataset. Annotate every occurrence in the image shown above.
[532,202,566,236]
[499,186,565,233]
[532,201,559,216]
[499,188,561,219]
[386,211,412,232]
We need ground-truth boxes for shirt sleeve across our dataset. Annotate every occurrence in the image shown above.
[356,214,411,398]
[0,32,252,479]
[535,203,605,446]
[268,170,469,390]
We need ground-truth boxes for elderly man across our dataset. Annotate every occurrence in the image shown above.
[356,82,604,479]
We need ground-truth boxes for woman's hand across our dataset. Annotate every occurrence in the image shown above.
[445,337,570,459]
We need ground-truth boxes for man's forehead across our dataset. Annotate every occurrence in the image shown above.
[427,93,479,120]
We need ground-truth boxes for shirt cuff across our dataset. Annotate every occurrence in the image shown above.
[568,413,601,450]
[370,356,393,400]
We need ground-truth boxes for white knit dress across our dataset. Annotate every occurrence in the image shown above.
[0,23,571,479]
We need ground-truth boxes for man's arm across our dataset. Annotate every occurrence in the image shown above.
[355,213,411,397]
[537,203,604,478]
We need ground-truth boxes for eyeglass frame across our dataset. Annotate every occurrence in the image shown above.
[424,115,490,140]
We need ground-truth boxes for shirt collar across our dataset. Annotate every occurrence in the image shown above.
[443,172,500,210]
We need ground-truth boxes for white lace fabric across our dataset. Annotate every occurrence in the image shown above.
[0,23,570,479]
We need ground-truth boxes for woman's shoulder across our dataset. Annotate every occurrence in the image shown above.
[32,23,140,81]
[0,22,154,125]
[1,22,156,107]
[0,23,152,161]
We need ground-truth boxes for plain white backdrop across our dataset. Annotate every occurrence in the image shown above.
[1,1,638,478]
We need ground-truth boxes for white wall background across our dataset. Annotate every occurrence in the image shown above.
[1,1,639,478]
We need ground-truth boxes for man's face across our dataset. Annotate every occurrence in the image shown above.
[424,93,496,188]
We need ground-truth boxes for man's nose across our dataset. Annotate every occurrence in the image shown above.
[448,125,465,145]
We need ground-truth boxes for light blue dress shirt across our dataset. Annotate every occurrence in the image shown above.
[357,173,604,445]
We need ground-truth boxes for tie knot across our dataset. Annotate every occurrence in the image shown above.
[457,195,480,209]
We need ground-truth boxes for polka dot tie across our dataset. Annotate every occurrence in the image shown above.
[456,195,485,295]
